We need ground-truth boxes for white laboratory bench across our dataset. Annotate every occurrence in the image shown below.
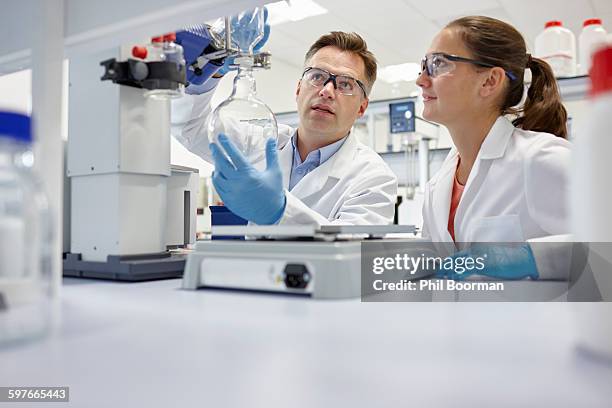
[1,277,611,408]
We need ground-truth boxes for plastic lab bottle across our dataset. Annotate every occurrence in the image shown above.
[0,111,53,347]
[535,20,577,77]
[578,18,608,75]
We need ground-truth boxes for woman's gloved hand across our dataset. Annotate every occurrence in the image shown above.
[436,243,539,280]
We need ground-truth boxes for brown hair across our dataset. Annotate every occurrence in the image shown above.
[446,16,568,138]
[304,31,377,96]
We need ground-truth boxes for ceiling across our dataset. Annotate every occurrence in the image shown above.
[252,0,612,108]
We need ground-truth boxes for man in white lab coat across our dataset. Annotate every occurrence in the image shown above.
[173,31,397,226]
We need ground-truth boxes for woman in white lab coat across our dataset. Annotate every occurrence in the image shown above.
[416,16,571,279]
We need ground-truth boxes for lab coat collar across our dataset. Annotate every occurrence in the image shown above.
[478,116,515,160]
[429,116,514,190]
[427,116,514,242]
[290,132,357,199]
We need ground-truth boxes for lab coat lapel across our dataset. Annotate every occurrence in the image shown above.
[453,116,515,242]
[278,137,294,190]
[290,133,357,199]
[452,154,490,244]
[429,149,458,242]
[328,133,358,179]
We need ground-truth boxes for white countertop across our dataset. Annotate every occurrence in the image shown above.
[1,278,611,408]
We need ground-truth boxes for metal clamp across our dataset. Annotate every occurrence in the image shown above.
[253,51,271,69]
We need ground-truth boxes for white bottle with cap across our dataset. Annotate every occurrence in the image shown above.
[535,20,577,77]
[578,18,608,75]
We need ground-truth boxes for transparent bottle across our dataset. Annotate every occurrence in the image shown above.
[207,56,278,165]
[148,36,166,62]
[207,8,276,165]
[0,111,53,347]
[161,34,183,63]
[210,7,266,55]
[144,34,185,99]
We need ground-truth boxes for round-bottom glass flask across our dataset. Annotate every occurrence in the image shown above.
[207,57,278,165]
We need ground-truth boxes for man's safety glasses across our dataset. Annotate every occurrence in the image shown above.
[420,53,517,81]
[301,67,368,97]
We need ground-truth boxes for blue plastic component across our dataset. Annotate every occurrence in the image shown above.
[0,111,32,143]
[210,205,248,240]
[175,28,223,86]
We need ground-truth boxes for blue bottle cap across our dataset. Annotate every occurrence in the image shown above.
[0,111,32,143]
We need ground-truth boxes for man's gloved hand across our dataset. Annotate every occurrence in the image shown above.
[210,134,286,225]
[176,7,270,92]
[436,243,539,280]
[217,7,271,76]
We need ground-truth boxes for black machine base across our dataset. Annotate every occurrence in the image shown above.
[63,252,186,282]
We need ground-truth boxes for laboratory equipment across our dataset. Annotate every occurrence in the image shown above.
[175,25,227,87]
[182,225,421,299]
[63,43,195,281]
[207,7,277,165]
[209,205,248,240]
[165,165,199,249]
[535,20,577,77]
[63,8,271,281]
[578,19,607,75]
[144,33,186,99]
[175,8,271,90]
[389,101,415,134]
[0,111,53,346]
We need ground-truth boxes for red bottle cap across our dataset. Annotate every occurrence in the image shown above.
[589,47,612,97]
[545,21,562,28]
[131,46,148,59]
[583,18,602,27]
[163,33,176,42]
[151,36,164,43]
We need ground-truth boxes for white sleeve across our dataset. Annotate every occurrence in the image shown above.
[527,234,573,280]
[524,136,571,235]
[170,78,221,163]
[278,170,398,226]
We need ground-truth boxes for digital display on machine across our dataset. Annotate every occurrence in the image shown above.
[389,101,415,133]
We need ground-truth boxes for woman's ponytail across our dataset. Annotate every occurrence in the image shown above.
[513,56,568,139]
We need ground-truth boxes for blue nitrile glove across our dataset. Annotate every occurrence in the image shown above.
[436,243,539,280]
[217,7,271,76]
[210,134,286,225]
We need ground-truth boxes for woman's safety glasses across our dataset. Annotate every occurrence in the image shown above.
[420,53,517,81]
[301,67,368,97]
